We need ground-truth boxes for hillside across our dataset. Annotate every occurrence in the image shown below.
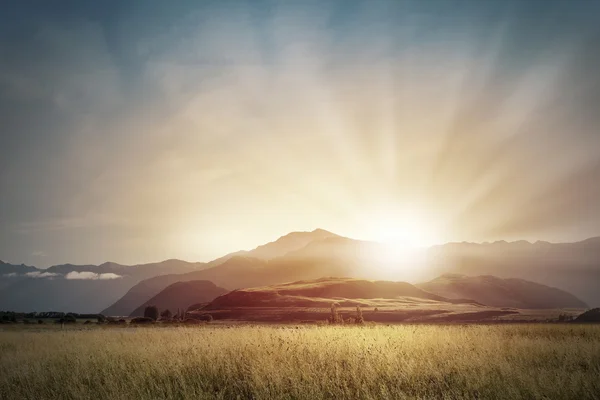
[196,277,503,322]
[205,277,454,309]
[426,239,600,306]
[417,274,588,309]
[0,259,208,313]
[129,280,228,317]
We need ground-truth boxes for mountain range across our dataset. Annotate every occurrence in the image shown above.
[1,229,599,314]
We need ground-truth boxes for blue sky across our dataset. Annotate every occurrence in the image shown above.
[1,0,600,266]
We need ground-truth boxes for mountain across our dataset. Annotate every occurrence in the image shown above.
[417,274,588,309]
[0,259,208,313]
[247,228,339,259]
[103,229,349,316]
[129,280,228,317]
[426,238,600,306]
[4,230,600,313]
[104,233,600,316]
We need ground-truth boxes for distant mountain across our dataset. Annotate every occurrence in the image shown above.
[426,238,600,306]
[417,274,588,309]
[103,229,349,316]
[103,233,600,316]
[129,280,228,317]
[247,229,339,259]
[4,230,600,313]
[0,260,40,274]
[0,259,208,313]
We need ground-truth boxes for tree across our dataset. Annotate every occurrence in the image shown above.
[160,309,173,321]
[327,303,343,324]
[355,306,364,324]
[144,305,159,321]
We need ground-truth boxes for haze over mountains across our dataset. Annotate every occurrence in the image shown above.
[1,229,599,314]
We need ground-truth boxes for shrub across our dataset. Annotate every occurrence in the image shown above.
[196,314,213,322]
[37,320,44,324]
[184,318,202,324]
[160,309,172,321]
[144,305,159,321]
[56,315,77,324]
[97,314,106,323]
[131,317,155,324]
[558,313,574,322]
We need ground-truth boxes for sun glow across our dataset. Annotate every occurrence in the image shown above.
[366,210,442,248]
[359,209,441,281]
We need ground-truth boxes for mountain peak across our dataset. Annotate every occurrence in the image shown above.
[247,229,339,260]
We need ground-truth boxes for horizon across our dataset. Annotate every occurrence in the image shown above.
[3,227,600,268]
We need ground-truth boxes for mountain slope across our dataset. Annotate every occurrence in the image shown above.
[129,280,228,317]
[205,277,453,309]
[102,229,347,316]
[426,239,600,306]
[417,274,588,309]
[0,259,208,313]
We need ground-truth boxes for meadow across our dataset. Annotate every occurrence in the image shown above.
[1,324,599,399]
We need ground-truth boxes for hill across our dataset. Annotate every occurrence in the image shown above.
[129,280,228,317]
[417,274,588,309]
[196,277,502,323]
[205,277,458,309]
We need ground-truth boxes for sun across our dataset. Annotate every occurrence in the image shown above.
[367,210,441,248]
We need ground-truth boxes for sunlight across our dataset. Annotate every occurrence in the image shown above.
[367,210,441,248]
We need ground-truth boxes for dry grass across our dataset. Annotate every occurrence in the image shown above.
[1,324,599,399]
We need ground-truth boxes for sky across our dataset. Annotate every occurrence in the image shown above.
[1,0,600,267]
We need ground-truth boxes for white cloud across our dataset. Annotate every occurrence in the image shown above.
[2,273,18,278]
[64,271,122,280]
[25,271,59,278]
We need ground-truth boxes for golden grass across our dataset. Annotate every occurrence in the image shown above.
[1,324,599,399]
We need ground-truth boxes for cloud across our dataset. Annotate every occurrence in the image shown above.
[25,271,59,278]
[2,273,18,278]
[64,271,122,280]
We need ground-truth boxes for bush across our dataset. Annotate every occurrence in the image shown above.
[196,314,213,322]
[160,309,172,321]
[97,314,106,323]
[558,314,574,322]
[37,320,44,324]
[144,305,159,321]
[131,317,154,324]
[56,315,77,324]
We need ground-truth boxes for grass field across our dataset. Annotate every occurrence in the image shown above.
[1,324,599,399]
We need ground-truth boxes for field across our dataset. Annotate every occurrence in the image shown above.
[1,324,599,399]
